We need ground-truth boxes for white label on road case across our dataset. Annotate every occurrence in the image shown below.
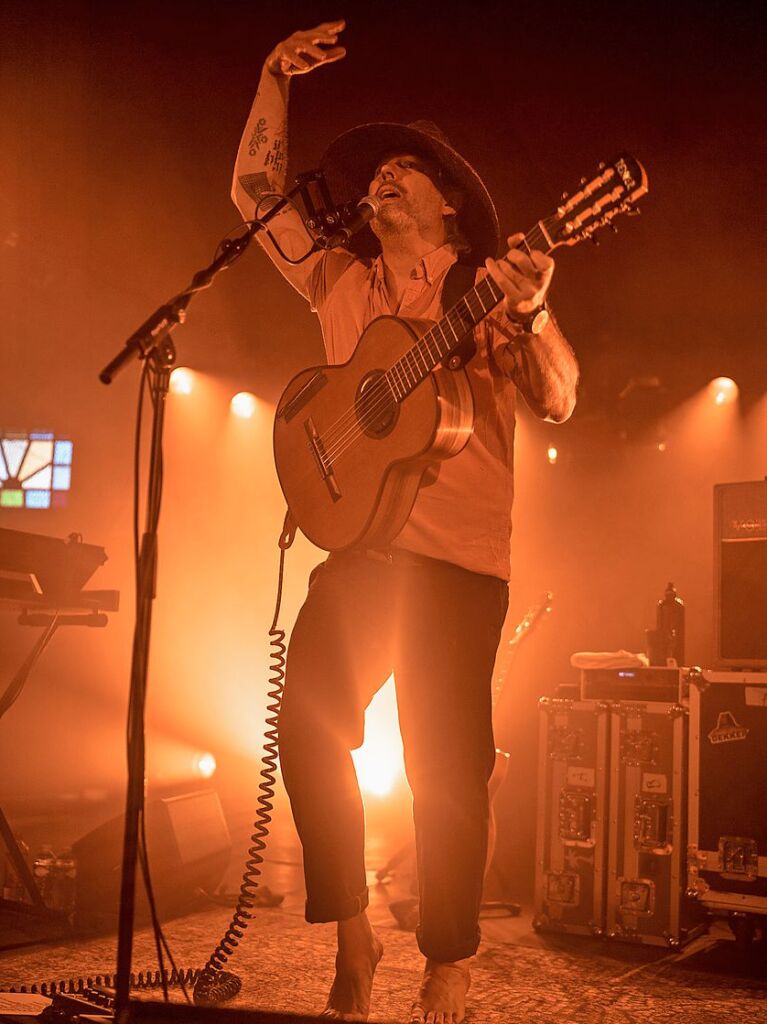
[708,711,749,744]
[745,687,767,707]
[642,772,668,794]
[567,766,595,787]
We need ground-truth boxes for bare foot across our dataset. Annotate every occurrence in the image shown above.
[321,911,384,1021]
[408,958,472,1024]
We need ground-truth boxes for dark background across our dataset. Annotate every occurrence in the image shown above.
[1,0,765,897]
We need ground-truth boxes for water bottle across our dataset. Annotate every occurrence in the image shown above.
[33,845,56,906]
[49,848,77,914]
[657,582,685,666]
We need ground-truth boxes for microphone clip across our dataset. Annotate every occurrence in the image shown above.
[294,170,356,245]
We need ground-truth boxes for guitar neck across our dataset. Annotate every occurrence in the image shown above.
[385,221,553,401]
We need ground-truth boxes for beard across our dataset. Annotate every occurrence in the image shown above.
[370,200,412,239]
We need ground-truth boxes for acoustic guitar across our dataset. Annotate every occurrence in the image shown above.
[274,154,648,551]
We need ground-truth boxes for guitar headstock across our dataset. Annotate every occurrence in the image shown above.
[509,592,554,647]
[542,153,648,249]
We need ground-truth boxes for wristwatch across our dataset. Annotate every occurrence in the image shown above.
[515,303,550,335]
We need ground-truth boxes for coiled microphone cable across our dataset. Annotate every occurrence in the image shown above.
[193,511,296,1006]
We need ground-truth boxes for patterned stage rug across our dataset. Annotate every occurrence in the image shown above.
[1,905,767,1023]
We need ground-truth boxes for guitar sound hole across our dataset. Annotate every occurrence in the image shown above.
[356,371,399,439]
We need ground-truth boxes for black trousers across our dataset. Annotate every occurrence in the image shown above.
[278,548,508,963]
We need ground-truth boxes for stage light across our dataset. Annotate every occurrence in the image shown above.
[194,752,217,779]
[709,377,739,406]
[657,442,667,452]
[230,391,257,419]
[352,747,397,797]
[169,367,195,395]
[351,677,404,798]
[546,444,558,465]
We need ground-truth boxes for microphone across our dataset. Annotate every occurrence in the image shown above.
[321,195,381,249]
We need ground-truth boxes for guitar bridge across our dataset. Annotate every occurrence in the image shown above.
[305,417,341,502]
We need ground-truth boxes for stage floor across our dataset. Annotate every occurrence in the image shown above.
[2,829,767,1024]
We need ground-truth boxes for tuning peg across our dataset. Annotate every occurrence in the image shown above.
[610,223,619,232]
[590,234,600,245]
[560,191,569,201]
[598,161,606,170]
[627,206,642,216]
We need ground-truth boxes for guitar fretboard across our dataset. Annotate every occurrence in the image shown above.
[384,222,551,400]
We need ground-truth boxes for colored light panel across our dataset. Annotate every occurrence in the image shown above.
[54,440,73,465]
[21,441,54,479]
[25,490,51,509]
[22,465,52,490]
[0,432,74,509]
[2,439,26,478]
[52,465,71,490]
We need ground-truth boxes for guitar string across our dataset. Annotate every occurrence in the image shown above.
[318,227,546,465]
[320,281,495,464]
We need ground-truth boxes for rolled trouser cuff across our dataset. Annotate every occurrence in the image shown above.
[305,886,370,923]
[416,922,481,963]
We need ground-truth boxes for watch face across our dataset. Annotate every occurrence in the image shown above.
[531,308,550,334]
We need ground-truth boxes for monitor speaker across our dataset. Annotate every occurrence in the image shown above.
[72,789,231,931]
[714,480,767,668]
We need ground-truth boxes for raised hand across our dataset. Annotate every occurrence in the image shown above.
[485,232,554,320]
[267,20,347,77]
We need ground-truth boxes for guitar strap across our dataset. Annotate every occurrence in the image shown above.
[441,259,480,369]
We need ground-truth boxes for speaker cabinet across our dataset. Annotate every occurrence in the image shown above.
[72,789,231,931]
[714,480,767,668]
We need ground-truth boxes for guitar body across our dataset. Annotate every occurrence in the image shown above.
[274,315,474,551]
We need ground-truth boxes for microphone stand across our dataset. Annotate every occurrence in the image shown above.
[99,180,314,1016]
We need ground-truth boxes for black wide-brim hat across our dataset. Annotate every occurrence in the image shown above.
[320,120,500,263]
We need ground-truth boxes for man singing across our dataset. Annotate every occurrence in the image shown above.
[231,20,578,1024]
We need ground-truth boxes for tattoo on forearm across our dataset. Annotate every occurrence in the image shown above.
[264,137,286,176]
[238,172,272,203]
[247,117,268,156]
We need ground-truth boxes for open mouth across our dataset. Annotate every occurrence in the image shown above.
[377,185,402,202]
